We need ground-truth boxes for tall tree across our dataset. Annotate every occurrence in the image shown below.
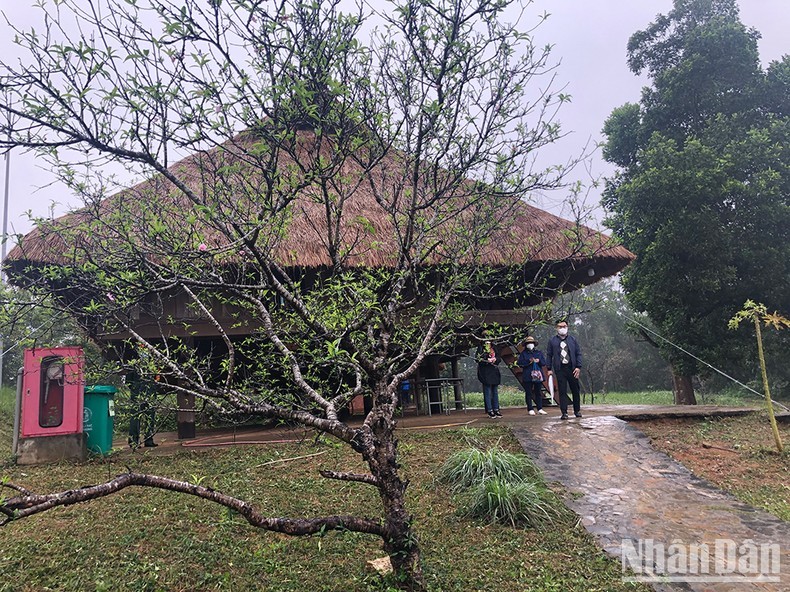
[554,279,672,393]
[602,0,790,404]
[0,1,615,588]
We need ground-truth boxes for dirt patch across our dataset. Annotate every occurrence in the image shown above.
[632,413,790,521]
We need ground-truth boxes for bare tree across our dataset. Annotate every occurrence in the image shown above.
[0,1,626,588]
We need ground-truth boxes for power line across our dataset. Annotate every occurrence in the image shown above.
[627,315,789,412]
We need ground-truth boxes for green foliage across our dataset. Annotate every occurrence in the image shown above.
[0,286,101,387]
[437,442,541,492]
[458,477,563,529]
[602,0,790,393]
[0,1,640,588]
[728,300,790,332]
[437,442,562,529]
[0,0,590,587]
[0,429,648,592]
[0,386,14,459]
[728,300,788,452]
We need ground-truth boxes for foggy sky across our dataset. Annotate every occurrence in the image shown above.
[1,0,788,246]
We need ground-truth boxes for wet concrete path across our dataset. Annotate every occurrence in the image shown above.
[510,415,790,592]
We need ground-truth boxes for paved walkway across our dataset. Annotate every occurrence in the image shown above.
[509,413,789,592]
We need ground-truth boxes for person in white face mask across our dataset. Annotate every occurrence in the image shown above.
[476,335,503,418]
[517,336,548,416]
[545,319,583,420]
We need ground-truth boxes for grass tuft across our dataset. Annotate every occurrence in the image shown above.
[436,444,540,492]
[459,477,563,528]
[437,442,562,529]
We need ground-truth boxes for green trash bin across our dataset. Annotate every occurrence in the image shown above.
[84,385,116,455]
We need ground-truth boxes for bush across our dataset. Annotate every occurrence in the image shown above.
[437,445,541,492]
[459,477,562,528]
[438,442,562,528]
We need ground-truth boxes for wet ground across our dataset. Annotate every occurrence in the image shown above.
[118,404,788,590]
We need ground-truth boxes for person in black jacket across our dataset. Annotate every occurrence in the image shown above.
[476,340,502,418]
[126,368,158,448]
[517,336,548,416]
[545,319,583,420]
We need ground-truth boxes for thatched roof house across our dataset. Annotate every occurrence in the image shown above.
[5,128,634,429]
[7,129,634,332]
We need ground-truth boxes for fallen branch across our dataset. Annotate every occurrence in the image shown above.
[254,450,328,468]
[319,470,379,487]
[701,442,739,453]
[400,419,479,430]
[0,482,33,496]
[0,472,385,537]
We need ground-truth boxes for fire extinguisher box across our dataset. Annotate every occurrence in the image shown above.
[16,347,87,465]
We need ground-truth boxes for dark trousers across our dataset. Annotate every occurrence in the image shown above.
[482,383,500,413]
[524,381,543,411]
[556,365,581,415]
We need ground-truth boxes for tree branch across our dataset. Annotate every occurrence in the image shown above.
[1,473,386,537]
[319,470,380,487]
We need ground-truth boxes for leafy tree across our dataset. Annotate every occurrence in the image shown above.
[602,0,790,404]
[556,279,671,394]
[0,1,607,588]
[0,285,92,386]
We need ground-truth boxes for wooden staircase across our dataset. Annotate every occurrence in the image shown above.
[499,344,558,406]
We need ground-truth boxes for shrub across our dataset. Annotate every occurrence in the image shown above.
[438,443,563,528]
[437,445,541,492]
[459,477,563,528]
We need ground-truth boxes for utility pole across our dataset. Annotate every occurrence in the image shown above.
[0,132,9,389]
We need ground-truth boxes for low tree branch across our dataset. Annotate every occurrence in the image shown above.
[638,327,661,349]
[0,473,385,537]
[1,482,34,496]
[319,470,380,487]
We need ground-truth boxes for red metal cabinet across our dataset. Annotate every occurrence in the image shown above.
[20,347,85,438]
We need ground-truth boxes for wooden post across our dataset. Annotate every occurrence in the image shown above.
[177,387,196,440]
[176,337,196,439]
[450,357,464,410]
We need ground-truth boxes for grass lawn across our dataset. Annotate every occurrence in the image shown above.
[0,393,647,592]
[1,387,16,458]
[3,382,780,591]
[466,386,755,409]
[634,413,790,522]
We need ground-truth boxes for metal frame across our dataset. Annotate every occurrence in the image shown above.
[417,378,466,416]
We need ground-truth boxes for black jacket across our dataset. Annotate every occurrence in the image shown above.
[476,344,502,385]
[545,334,582,371]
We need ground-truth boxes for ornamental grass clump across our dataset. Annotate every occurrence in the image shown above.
[458,477,562,528]
[438,444,562,528]
[437,445,541,492]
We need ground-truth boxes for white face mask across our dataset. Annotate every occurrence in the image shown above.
[526,343,535,350]
[557,327,568,337]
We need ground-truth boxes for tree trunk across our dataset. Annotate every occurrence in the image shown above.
[672,373,697,405]
[367,398,426,591]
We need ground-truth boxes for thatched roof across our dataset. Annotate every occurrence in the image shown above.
[6,129,634,281]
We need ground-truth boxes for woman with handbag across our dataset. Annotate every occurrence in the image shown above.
[517,336,548,416]
[476,340,503,419]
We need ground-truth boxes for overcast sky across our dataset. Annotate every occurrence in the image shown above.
[1,0,789,247]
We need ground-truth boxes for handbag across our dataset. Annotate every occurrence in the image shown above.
[529,362,543,383]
